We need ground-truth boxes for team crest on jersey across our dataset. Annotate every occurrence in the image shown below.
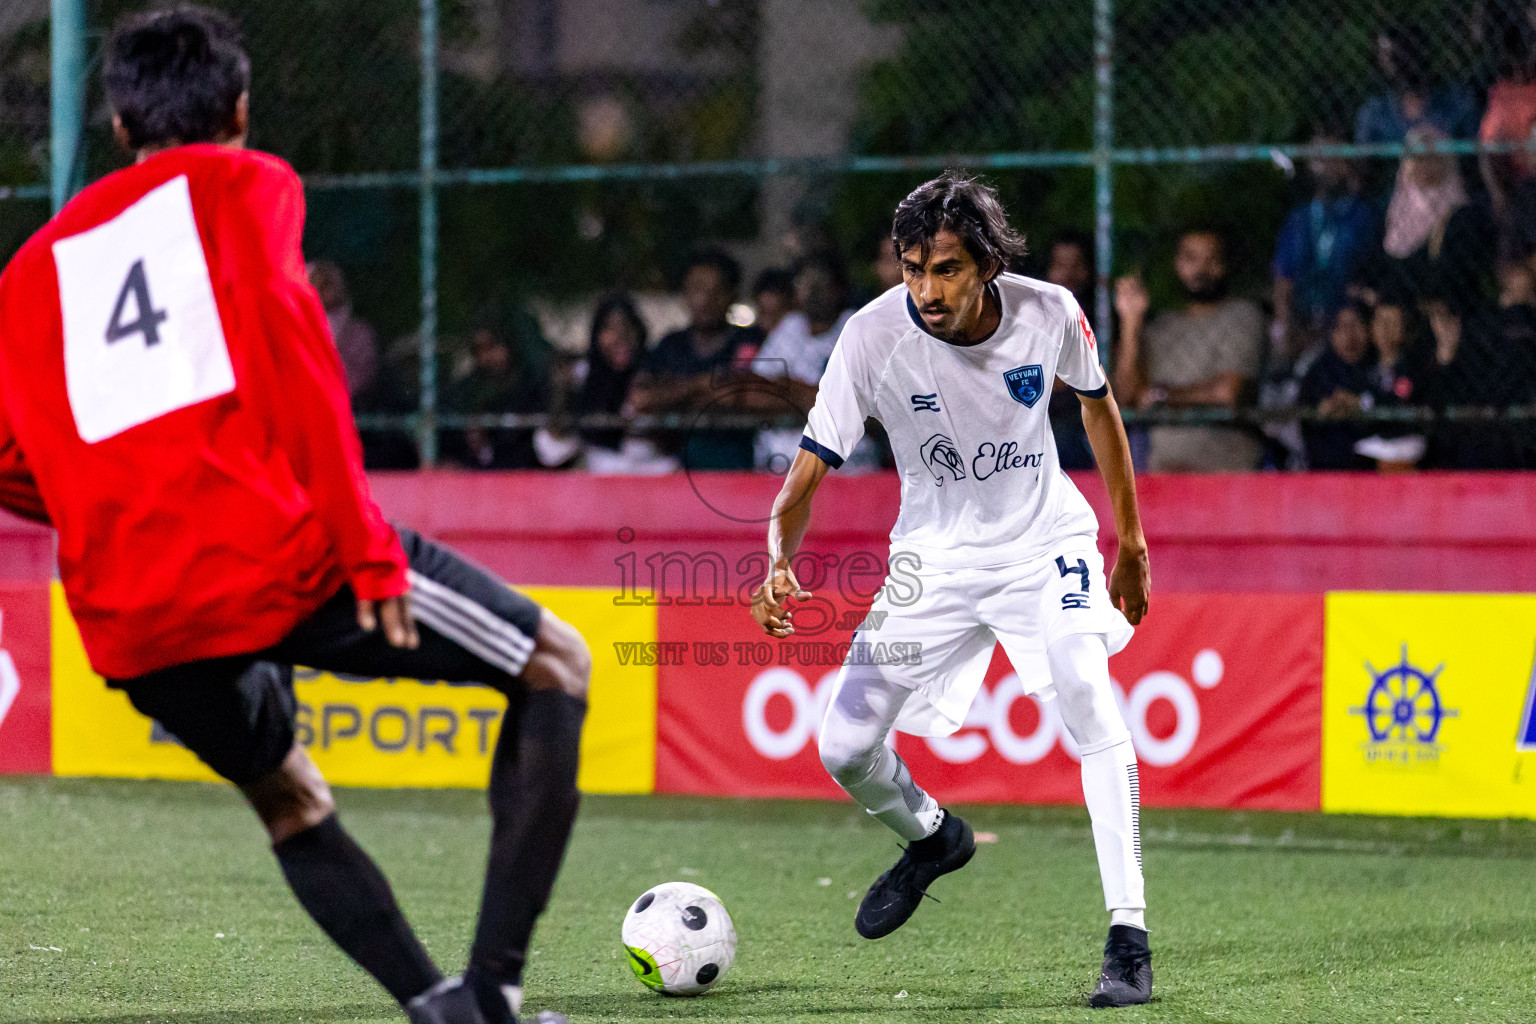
[919,433,966,485]
[1003,364,1045,408]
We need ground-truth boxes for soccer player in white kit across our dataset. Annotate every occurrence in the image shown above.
[751,173,1153,1008]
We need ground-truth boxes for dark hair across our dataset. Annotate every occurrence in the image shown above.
[1378,24,1433,92]
[580,292,647,410]
[1177,226,1228,258]
[683,247,743,293]
[791,251,851,294]
[752,267,795,299]
[587,292,648,364]
[1331,298,1373,331]
[890,171,1028,279]
[1050,230,1094,260]
[105,5,250,150]
[578,292,647,447]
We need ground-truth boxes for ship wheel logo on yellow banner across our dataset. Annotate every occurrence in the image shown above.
[1348,646,1457,765]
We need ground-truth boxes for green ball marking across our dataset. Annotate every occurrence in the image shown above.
[624,944,664,990]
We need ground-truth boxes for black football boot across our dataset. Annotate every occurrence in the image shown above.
[1089,924,1152,1008]
[406,976,568,1024]
[854,810,975,939]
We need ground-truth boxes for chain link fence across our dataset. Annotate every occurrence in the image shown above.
[3,0,1535,470]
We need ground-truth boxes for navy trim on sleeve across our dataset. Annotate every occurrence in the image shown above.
[798,435,845,469]
[1071,383,1110,399]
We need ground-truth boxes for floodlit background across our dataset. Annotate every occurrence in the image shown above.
[5,0,1533,469]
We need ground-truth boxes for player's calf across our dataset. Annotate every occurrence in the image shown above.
[242,743,335,843]
[465,611,590,1024]
[248,744,443,1006]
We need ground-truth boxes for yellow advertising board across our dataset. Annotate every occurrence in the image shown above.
[51,583,657,793]
[1323,592,1536,818]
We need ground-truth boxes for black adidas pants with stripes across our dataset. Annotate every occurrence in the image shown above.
[110,526,586,1007]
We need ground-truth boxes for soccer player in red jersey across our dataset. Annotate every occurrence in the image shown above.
[0,9,578,1023]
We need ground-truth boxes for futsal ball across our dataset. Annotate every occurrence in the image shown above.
[621,882,737,996]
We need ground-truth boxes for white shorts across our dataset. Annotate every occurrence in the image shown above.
[844,536,1133,738]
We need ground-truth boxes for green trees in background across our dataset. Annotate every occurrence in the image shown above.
[0,0,1519,325]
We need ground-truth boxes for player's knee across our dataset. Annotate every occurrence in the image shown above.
[818,731,878,787]
[525,612,590,701]
[242,745,335,845]
[1054,676,1128,750]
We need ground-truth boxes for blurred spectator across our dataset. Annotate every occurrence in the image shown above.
[1297,301,1376,470]
[1366,296,1428,406]
[306,260,419,468]
[752,268,796,336]
[568,293,677,474]
[1416,283,1535,468]
[1113,230,1265,472]
[872,232,904,292]
[1480,28,1536,215]
[441,316,549,470]
[629,248,763,469]
[748,253,880,474]
[307,260,378,401]
[1272,138,1381,360]
[1355,25,1479,146]
[1344,295,1432,471]
[1482,25,1536,265]
[1046,230,1095,308]
[1044,231,1098,470]
[576,293,646,452]
[1368,127,1497,320]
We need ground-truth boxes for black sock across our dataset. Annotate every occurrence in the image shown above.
[467,689,586,1005]
[272,813,442,1005]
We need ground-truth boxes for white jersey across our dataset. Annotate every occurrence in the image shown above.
[802,273,1107,570]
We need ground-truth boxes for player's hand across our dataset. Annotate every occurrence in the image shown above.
[1108,544,1150,626]
[751,566,811,638]
[357,594,420,649]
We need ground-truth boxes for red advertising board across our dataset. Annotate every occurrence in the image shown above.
[657,593,1323,811]
[0,583,51,774]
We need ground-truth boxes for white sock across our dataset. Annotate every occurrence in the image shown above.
[837,740,941,842]
[1111,908,1146,931]
[501,983,523,1015]
[1047,634,1147,922]
[1082,738,1146,917]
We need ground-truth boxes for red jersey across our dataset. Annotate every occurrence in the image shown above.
[0,145,407,679]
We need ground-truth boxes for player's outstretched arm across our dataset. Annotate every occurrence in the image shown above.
[1079,386,1150,625]
[751,448,830,638]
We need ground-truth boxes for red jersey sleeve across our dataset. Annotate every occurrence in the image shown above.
[0,398,49,526]
[217,157,407,600]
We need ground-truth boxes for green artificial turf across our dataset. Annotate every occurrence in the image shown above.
[3,778,1536,1023]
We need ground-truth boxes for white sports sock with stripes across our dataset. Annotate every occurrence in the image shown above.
[1082,738,1145,918]
[1047,634,1146,922]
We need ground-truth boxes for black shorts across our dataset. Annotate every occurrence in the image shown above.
[109,527,543,786]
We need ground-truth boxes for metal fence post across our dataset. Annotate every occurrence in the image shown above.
[1092,0,1114,364]
[50,0,86,213]
[418,0,440,466]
